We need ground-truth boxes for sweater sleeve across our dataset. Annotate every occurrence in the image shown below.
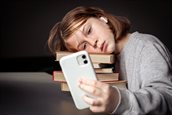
[114,42,172,115]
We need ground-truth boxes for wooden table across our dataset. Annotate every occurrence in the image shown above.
[0,72,106,115]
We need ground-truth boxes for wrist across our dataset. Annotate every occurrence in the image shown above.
[109,86,121,114]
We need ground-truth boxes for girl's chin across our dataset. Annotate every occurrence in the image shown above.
[105,51,114,54]
[100,50,113,54]
[106,47,115,54]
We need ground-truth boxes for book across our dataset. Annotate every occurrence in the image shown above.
[95,68,114,73]
[56,51,115,64]
[93,63,114,69]
[60,80,127,91]
[53,71,119,82]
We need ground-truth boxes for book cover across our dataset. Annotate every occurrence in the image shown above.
[56,51,115,64]
[93,63,114,69]
[53,71,119,82]
[60,80,127,91]
[95,68,114,73]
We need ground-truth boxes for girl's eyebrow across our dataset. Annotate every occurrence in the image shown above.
[82,24,87,35]
[75,30,85,50]
[81,20,90,35]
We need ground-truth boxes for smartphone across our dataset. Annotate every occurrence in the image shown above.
[59,50,97,110]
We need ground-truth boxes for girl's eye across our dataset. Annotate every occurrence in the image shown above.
[87,26,92,35]
[83,42,87,50]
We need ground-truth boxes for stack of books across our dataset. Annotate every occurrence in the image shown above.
[53,51,127,91]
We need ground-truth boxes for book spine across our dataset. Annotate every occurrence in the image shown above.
[60,80,127,91]
[56,52,115,64]
[53,71,119,82]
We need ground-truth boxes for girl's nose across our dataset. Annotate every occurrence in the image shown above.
[93,40,98,48]
[86,38,98,48]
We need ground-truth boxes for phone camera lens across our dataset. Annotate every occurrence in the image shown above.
[82,55,86,59]
[83,60,88,64]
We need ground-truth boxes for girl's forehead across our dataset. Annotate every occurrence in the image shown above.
[70,21,86,36]
[65,30,83,50]
[73,19,88,31]
[72,17,96,32]
[69,28,84,44]
[67,17,97,41]
[68,17,99,40]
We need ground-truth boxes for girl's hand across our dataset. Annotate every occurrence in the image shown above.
[78,78,120,113]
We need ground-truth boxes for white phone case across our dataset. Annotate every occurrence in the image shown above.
[59,51,97,110]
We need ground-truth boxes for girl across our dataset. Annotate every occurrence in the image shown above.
[48,6,172,115]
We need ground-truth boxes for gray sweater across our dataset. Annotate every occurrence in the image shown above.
[114,32,172,115]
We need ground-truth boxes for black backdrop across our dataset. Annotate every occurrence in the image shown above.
[0,0,171,72]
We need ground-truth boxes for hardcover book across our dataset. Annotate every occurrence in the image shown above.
[60,80,127,91]
[53,71,119,82]
[56,51,115,64]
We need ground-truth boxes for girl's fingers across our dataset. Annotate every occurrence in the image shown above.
[79,78,106,89]
[83,95,107,113]
[82,95,102,106]
[79,78,111,95]
[79,83,102,96]
[89,106,104,113]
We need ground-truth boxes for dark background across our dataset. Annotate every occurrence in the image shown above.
[0,0,171,73]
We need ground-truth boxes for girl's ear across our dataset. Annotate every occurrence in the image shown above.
[99,17,108,23]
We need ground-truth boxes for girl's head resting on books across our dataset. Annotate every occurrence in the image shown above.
[48,6,131,54]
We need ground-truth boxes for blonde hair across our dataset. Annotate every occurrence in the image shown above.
[48,6,131,54]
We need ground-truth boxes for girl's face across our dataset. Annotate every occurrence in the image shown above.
[66,17,115,54]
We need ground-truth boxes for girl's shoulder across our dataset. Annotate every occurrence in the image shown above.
[130,31,160,44]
